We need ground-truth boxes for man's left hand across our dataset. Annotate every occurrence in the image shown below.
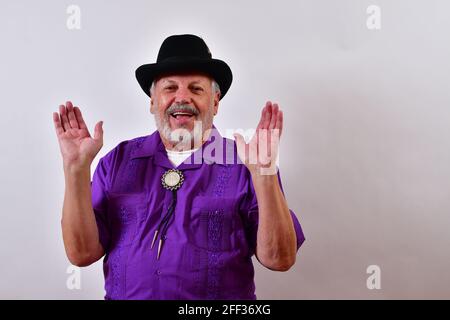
[234,101,283,176]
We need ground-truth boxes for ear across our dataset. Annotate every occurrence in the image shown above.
[213,91,220,115]
[150,98,155,114]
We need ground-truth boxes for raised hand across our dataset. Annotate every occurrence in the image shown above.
[53,101,104,169]
[233,101,283,176]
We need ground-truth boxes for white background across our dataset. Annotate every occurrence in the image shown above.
[0,0,449,299]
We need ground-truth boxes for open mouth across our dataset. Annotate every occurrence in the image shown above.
[170,111,195,119]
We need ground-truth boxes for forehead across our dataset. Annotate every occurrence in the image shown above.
[155,72,212,85]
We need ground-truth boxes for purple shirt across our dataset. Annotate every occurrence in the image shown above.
[91,125,305,300]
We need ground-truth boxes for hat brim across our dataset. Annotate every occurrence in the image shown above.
[135,57,232,100]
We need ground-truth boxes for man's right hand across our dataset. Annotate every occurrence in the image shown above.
[53,101,104,170]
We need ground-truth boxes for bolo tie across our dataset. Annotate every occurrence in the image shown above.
[151,169,184,260]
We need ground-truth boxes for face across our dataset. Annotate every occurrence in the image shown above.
[150,72,220,150]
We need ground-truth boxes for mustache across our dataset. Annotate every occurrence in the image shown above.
[165,103,200,116]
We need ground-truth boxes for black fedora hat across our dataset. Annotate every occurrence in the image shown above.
[135,34,233,100]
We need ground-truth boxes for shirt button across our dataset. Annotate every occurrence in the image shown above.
[156,270,162,276]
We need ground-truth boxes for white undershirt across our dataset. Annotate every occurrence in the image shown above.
[165,148,200,167]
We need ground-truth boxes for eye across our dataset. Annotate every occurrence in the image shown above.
[192,86,204,92]
[165,85,177,91]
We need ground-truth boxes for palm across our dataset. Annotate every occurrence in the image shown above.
[53,101,103,167]
[234,101,283,176]
[59,128,99,163]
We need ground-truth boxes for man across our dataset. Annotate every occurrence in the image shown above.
[53,34,305,300]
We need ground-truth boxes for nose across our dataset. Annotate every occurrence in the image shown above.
[174,86,193,105]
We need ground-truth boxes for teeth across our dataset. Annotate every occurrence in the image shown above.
[172,112,193,116]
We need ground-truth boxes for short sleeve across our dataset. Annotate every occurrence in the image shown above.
[240,168,305,256]
[91,154,112,253]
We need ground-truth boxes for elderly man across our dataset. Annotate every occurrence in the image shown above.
[53,34,305,300]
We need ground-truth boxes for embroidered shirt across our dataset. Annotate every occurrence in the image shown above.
[91,125,305,300]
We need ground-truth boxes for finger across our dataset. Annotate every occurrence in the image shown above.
[255,105,267,130]
[66,101,79,129]
[270,110,282,155]
[73,106,88,131]
[258,102,272,148]
[266,103,278,149]
[262,101,272,129]
[233,133,248,164]
[258,128,271,162]
[276,110,283,138]
[52,112,64,136]
[93,121,104,141]
[59,104,70,131]
[269,103,279,130]
[270,125,280,158]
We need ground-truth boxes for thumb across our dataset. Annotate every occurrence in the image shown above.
[233,133,247,163]
[93,121,104,141]
[233,133,245,145]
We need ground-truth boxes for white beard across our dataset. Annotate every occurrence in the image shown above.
[154,102,214,150]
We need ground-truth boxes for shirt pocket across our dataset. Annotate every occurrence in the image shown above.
[106,192,149,247]
[188,196,238,252]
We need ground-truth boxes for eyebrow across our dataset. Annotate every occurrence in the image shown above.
[160,79,206,86]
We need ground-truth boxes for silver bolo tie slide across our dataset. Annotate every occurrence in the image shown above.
[151,169,184,260]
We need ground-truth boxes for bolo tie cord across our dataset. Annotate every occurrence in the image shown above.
[153,169,184,260]
[151,190,177,259]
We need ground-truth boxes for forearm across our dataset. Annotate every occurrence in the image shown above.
[252,173,297,271]
[62,164,104,266]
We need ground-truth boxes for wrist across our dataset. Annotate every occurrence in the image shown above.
[250,169,278,186]
[249,164,278,178]
[63,162,91,175]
